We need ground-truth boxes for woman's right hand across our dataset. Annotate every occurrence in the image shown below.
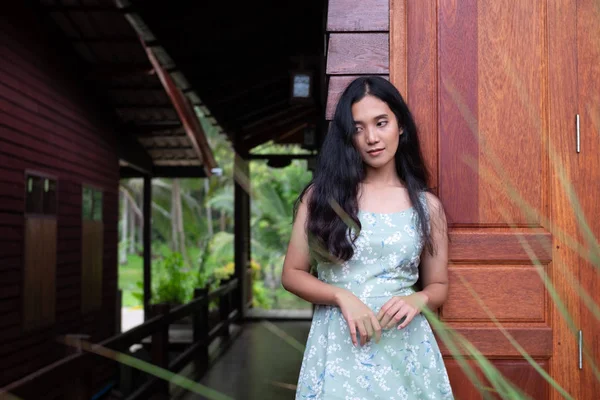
[335,289,381,347]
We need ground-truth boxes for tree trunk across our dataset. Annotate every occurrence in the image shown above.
[176,181,187,256]
[204,179,214,237]
[171,179,180,253]
[270,263,278,308]
[172,179,193,268]
[138,190,143,253]
[220,210,226,232]
[129,196,135,254]
[119,190,128,265]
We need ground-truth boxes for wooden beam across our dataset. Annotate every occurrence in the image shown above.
[87,66,154,79]
[242,105,305,132]
[147,148,195,159]
[117,132,153,175]
[70,36,141,43]
[120,166,144,178]
[153,166,206,178]
[247,153,315,161]
[242,110,317,150]
[134,121,182,128]
[43,5,132,12]
[144,46,218,176]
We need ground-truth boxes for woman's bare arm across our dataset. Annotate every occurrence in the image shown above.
[281,194,346,305]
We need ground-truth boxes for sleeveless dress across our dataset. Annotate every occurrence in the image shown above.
[295,193,453,399]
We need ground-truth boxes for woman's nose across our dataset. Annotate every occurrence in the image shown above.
[365,128,379,144]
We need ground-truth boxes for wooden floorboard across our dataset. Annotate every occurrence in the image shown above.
[181,321,310,400]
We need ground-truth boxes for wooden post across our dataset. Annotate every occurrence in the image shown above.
[234,154,250,319]
[219,286,231,339]
[193,288,209,373]
[143,174,152,320]
[63,334,92,400]
[151,303,170,397]
[116,289,122,334]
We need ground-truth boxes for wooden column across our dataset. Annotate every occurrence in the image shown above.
[151,304,170,397]
[143,174,152,320]
[234,153,250,318]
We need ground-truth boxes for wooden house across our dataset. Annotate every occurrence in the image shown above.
[1,0,599,399]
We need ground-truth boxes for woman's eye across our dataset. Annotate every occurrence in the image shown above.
[355,126,363,133]
[378,121,388,127]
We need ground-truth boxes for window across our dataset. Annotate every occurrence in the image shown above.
[82,186,103,221]
[26,174,57,215]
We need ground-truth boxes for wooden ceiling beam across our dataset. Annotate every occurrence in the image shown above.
[44,5,131,12]
[242,108,315,140]
[117,132,154,175]
[247,153,314,160]
[241,105,306,133]
[144,46,217,175]
[115,105,173,111]
[70,36,141,43]
[243,112,317,150]
[134,121,182,128]
[87,65,154,79]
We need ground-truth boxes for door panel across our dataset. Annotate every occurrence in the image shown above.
[577,0,600,398]
[391,0,583,398]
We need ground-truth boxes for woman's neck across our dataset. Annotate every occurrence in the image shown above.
[362,161,402,187]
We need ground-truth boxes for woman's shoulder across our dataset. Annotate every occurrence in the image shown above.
[420,190,441,206]
[418,190,445,221]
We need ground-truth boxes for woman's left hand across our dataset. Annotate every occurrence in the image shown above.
[377,292,428,330]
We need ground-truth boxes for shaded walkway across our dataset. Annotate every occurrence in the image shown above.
[184,321,310,400]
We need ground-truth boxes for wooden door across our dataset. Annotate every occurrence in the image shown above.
[391,1,582,398]
[576,0,600,398]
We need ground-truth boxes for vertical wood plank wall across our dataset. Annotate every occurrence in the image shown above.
[0,4,119,389]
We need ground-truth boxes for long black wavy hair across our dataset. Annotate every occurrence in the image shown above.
[297,76,433,264]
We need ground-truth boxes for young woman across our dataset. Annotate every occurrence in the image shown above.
[282,76,453,399]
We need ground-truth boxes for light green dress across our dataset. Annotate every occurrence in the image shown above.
[295,194,453,399]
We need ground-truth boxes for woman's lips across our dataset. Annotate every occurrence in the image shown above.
[367,148,384,156]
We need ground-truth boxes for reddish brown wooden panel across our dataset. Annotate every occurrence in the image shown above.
[0,136,116,187]
[442,265,545,322]
[486,360,549,399]
[438,327,552,358]
[406,0,438,191]
[576,1,600,398]
[326,75,389,119]
[0,109,117,173]
[0,80,114,155]
[444,359,482,400]
[327,0,388,32]
[477,1,545,226]
[449,230,552,263]
[438,0,479,224]
[326,34,389,75]
[0,5,120,386]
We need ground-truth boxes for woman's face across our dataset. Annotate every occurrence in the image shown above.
[351,95,401,169]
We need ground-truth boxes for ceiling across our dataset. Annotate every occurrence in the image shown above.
[38,0,326,176]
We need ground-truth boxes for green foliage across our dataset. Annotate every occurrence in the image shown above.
[251,280,273,309]
[152,252,193,304]
[120,137,313,311]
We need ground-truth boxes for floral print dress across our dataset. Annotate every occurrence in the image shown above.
[295,193,453,400]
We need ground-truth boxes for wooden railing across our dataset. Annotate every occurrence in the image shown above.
[1,279,240,400]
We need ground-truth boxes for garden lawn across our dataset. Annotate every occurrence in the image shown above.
[119,254,143,308]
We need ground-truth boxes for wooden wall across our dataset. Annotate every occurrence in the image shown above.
[325,0,390,119]
[0,3,119,389]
